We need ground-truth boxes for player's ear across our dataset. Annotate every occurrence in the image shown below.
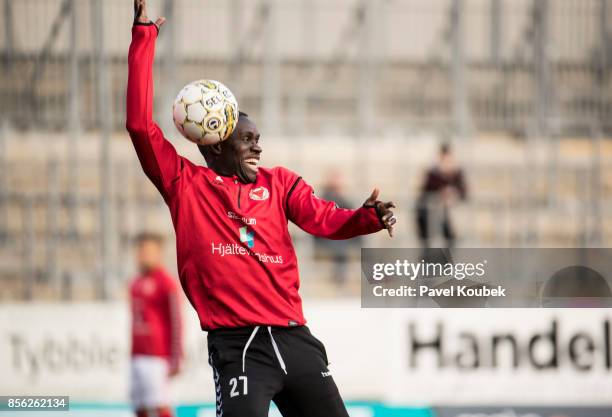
[209,142,223,155]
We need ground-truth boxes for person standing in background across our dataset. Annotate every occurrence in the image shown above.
[314,171,362,292]
[129,232,183,417]
[416,143,467,248]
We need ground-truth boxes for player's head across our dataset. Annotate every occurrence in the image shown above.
[439,142,451,157]
[197,111,262,184]
[438,142,455,166]
[134,232,165,274]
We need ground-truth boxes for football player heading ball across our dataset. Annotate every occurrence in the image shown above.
[127,1,397,416]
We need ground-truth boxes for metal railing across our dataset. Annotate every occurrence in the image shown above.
[0,0,610,136]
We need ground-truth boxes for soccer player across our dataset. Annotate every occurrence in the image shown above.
[129,232,183,417]
[127,1,396,416]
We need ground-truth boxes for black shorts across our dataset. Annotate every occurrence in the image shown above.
[207,325,349,417]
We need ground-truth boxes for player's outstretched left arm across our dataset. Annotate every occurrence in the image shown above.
[287,178,397,240]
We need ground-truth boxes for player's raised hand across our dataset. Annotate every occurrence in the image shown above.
[133,0,166,29]
[364,188,397,237]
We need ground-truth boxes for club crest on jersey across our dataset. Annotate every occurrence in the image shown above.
[249,186,269,201]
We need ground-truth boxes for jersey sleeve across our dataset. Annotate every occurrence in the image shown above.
[126,23,185,201]
[282,169,384,240]
[165,276,183,370]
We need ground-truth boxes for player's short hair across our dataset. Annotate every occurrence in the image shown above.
[134,231,165,246]
[440,142,451,155]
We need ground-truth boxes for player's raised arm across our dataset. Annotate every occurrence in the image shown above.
[126,0,182,201]
[287,177,397,239]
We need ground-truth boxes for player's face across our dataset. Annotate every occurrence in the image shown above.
[224,117,262,183]
[136,240,162,274]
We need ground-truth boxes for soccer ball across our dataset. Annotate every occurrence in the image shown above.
[172,80,239,145]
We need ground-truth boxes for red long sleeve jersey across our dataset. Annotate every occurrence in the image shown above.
[130,267,182,367]
[126,24,383,330]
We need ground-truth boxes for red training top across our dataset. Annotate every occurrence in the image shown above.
[126,23,383,330]
[130,267,183,370]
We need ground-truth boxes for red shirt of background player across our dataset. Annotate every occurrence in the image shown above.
[130,267,183,373]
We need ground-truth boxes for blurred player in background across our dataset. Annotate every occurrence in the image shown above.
[314,171,362,292]
[416,143,467,248]
[129,232,183,417]
[127,1,396,416]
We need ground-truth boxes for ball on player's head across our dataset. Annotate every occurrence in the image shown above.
[172,80,239,145]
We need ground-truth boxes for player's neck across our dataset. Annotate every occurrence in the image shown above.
[140,265,162,275]
[209,163,236,178]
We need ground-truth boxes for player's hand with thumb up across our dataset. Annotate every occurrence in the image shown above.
[363,188,397,237]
